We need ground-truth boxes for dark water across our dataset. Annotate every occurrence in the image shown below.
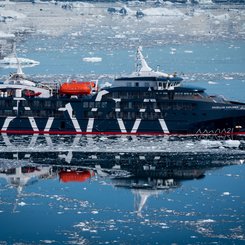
[0,135,245,244]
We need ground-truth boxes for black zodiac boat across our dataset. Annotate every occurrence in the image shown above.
[0,47,244,136]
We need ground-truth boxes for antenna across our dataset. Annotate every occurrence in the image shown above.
[13,42,24,75]
[136,46,152,74]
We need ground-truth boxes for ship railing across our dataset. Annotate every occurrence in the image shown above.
[209,95,229,104]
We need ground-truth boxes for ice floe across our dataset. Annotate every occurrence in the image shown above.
[18,201,27,206]
[0,31,15,38]
[222,192,231,196]
[0,9,26,19]
[143,7,184,17]
[208,81,218,84]
[83,57,102,63]
[0,56,40,66]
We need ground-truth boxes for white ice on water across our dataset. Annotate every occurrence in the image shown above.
[83,57,102,63]
[0,56,40,66]
[143,7,184,17]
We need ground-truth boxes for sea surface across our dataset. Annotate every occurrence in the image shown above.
[0,2,245,244]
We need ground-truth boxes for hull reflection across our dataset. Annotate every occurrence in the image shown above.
[0,149,244,214]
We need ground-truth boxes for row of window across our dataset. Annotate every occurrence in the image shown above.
[0,109,63,117]
[83,111,164,120]
[83,101,196,111]
[83,101,108,108]
[0,100,65,109]
[105,91,203,99]
[19,110,63,117]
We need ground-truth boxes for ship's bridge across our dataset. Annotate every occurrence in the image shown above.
[113,47,183,90]
[114,74,183,90]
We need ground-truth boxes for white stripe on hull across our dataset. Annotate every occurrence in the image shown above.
[44,117,54,132]
[87,118,94,132]
[95,90,109,102]
[158,119,169,133]
[29,117,39,131]
[117,118,127,133]
[131,119,141,133]
[66,103,82,132]
[1,116,16,131]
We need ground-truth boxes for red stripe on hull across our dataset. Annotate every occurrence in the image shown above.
[0,130,245,136]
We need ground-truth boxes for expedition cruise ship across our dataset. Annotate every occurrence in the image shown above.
[0,47,244,136]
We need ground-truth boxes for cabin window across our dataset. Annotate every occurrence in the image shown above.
[135,82,139,87]
[20,100,29,107]
[40,110,47,117]
[4,110,14,116]
[44,101,51,107]
[127,82,132,87]
[83,102,88,108]
[0,100,5,106]
[89,102,94,108]
[56,101,63,108]
[113,92,118,97]
[101,102,107,108]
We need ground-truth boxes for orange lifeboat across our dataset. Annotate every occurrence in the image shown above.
[59,170,95,183]
[59,80,96,95]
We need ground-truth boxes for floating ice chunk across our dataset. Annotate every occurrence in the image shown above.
[223,140,240,149]
[222,192,230,196]
[83,57,102,63]
[184,50,193,54]
[200,140,222,148]
[0,56,40,66]
[198,219,215,223]
[198,0,213,4]
[40,240,56,244]
[0,31,15,38]
[208,81,217,85]
[18,201,26,206]
[115,34,126,38]
[143,8,184,17]
[74,222,86,227]
[224,76,234,80]
[0,10,26,19]
[91,210,98,214]
[212,14,230,21]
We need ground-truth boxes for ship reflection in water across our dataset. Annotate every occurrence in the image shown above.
[0,148,244,215]
[0,134,244,244]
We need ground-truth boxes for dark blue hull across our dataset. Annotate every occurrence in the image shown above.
[0,98,244,136]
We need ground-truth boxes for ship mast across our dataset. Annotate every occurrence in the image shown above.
[136,46,152,75]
